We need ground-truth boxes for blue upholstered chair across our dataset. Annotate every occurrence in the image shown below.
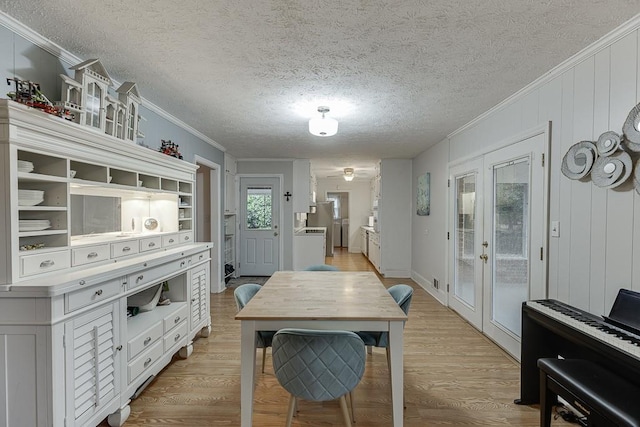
[304,264,339,271]
[271,329,365,427]
[233,283,275,373]
[357,284,413,369]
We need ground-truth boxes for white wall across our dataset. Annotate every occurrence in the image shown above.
[411,140,450,303]
[316,177,371,252]
[412,18,640,315]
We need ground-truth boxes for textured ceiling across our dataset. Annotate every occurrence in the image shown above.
[1,1,639,179]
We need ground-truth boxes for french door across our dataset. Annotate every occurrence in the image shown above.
[448,130,548,360]
[239,176,281,276]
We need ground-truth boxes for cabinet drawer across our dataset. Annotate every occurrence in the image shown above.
[179,231,194,244]
[128,321,163,361]
[164,304,189,334]
[128,258,188,290]
[20,250,70,277]
[191,250,208,264]
[140,236,162,253]
[128,340,163,384]
[111,240,139,258]
[162,233,179,248]
[163,320,188,352]
[71,244,110,267]
[65,278,121,313]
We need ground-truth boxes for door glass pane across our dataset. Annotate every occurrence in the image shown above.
[246,187,272,230]
[454,173,476,306]
[492,159,530,336]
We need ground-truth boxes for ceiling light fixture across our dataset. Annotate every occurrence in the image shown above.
[343,167,355,181]
[309,106,338,137]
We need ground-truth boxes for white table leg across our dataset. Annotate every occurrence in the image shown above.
[241,320,257,427]
[388,320,404,427]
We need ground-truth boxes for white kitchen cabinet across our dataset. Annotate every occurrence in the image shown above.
[293,232,325,270]
[292,159,312,213]
[360,227,368,255]
[0,100,213,427]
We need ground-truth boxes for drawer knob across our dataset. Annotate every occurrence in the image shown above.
[40,260,55,268]
[199,255,203,260]
[95,289,103,296]
[180,261,186,267]
[144,357,152,368]
[79,280,86,286]
[87,252,98,259]
[148,242,156,248]
[122,246,131,252]
[174,333,181,342]
[184,236,190,241]
[144,337,151,346]
[174,316,181,324]
[136,275,144,283]
[168,239,175,243]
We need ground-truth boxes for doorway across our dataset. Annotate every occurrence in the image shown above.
[195,156,223,293]
[447,127,549,360]
[327,192,349,249]
[239,176,281,276]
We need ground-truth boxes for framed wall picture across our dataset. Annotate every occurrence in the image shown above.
[417,172,430,216]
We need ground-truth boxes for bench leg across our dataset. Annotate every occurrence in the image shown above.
[539,371,555,427]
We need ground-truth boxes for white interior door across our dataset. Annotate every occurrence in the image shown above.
[448,129,548,360]
[239,177,280,276]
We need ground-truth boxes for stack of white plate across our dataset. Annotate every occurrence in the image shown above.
[19,219,51,232]
[17,160,34,173]
[18,189,44,206]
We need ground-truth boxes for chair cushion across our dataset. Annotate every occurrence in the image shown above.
[272,329,365,401]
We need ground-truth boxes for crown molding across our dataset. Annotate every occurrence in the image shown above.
[0,11,226,152]
[448,12,640,139]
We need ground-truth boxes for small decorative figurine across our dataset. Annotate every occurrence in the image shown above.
[159,139,183,159]
[6,77,72,119]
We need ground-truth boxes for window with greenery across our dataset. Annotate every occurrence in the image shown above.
[246,187,272,230]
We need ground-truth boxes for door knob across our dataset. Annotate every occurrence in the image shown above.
[274,232,279,236]
[482,241,488,247]
[479,254,488,263]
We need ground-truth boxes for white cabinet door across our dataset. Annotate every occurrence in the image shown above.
[65,301,121,426]
[189,263,210,333]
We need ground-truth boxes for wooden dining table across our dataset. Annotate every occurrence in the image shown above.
[235,270,408,426]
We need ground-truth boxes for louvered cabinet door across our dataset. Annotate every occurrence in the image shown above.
[189,264,209,333]
[64,301,121,426]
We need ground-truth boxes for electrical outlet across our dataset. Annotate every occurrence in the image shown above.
[433,277,439,289]
[551,221,560,237]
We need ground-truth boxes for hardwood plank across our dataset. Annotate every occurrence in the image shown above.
[99,248,572,426]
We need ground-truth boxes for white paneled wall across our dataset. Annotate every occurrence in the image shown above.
[413,21,640,315]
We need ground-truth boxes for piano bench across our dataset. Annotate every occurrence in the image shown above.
[538,358,640,427]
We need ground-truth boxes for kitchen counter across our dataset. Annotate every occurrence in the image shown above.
[295,226,327,236]
[361,225,375,233]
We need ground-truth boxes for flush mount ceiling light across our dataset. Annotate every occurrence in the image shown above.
[343,167,355,181]
[309,106,338,137]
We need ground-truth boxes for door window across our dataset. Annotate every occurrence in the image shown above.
[245,187,273,230]
[454,173,477,307]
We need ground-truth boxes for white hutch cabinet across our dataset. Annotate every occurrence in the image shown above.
[0,100,212,427]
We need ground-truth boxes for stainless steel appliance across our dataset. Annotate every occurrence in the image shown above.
[307,201,334,256]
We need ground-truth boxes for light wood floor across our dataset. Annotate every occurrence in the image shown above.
[100,248,570,426]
